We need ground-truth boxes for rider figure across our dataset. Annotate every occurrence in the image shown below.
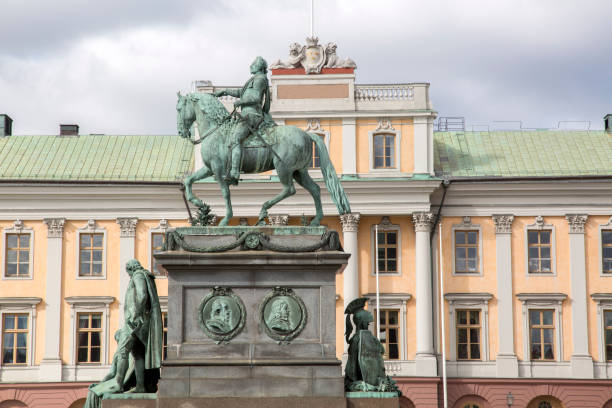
[213,56,271,184]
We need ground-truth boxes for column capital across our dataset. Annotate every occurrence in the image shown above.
[268,214,289,226]
[43,218,66,238]
[565,214,588,234]
[340,213,361,232]
[116,217,138,238]
[412,212,434,232]
[492,214,515,234]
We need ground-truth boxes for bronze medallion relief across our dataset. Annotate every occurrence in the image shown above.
[198,286,246,343]
[260,286,307,343]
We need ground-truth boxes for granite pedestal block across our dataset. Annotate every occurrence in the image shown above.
[155,244,349,401]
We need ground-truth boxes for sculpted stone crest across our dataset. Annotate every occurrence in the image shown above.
[198,287,246,343]
[260,287,307,343]
[270,37,356,74]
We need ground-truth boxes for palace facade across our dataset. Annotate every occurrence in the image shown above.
[0,41,611,408]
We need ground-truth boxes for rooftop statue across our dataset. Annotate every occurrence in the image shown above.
[84,260,163,408]
[344,298,401,395]
[270,37,356,74]
[177,56,351,227]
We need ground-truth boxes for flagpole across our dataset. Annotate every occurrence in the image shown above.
[375,225,381,340]
[439,222,448,408]
[310,0,314,37]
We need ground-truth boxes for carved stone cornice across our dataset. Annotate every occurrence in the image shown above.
[43,218,66,238]
[412,212,433,233]
[565,214,588,234]
[492,214,514,234]
[116,217,138,238]
[267,214,289,226]
[340,213,361,232]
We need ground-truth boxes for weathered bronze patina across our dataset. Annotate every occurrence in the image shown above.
[260,286,307,343]
[84,260,163,408]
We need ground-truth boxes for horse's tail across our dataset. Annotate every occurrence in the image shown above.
[309,133,351,214]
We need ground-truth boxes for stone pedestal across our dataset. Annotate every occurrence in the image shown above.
[155,235,349,405]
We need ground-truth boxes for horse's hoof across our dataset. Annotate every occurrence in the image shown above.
[255,220,267,226]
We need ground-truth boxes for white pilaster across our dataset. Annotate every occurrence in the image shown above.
[566,214,594,378]
[340,213,360,354]
[117,218,138,325]
[342,118,357,175]
[413,117,433,175]
[40,218,66,382]
[412,212,437,375]
[492,214,519,377]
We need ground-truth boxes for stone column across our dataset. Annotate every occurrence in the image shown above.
[342,118,357,175]
[566,214,594,378]
[40,218,66,382]
[340,213,360,354]
[117,218,138,325]
[412,212,437,375]
[492,214,519,377]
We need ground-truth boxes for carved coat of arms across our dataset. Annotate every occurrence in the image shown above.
[270,36,357,75]
[303,37,325,74]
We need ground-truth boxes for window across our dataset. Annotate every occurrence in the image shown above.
[528,230,552,273]
[5,234,30,277]
[77,312,102,363]
[455,231,479,274]
[2,314,28,365]
[79,233,103,277]
[376,309,400,360]
[162,312,168,360]
[304,119,329,171]
[309,134,325,168]
[373,134,395,169]
[376,230,398,274]
[368,119,401,173]
[529,309,555,360]
[457,310,481,360]
[151,233,165,275]
[605,310,612,361]
[603,230,612,274]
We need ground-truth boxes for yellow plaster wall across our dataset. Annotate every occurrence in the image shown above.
[285,119,343,172]
[511,216,572,362]
[438,217,499,360]
[0,220,47,365]
[586,215,612,361]
[355,118,414,174]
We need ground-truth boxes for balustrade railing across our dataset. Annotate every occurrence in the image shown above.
[355,84,414,102]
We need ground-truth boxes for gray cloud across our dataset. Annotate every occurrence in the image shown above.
[1,0,611,135]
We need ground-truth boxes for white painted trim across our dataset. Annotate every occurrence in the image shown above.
[65,296,114,367]
[1,220,34,280]
[368,118,402,174]
[148,219,169,277]
[524,216,557,276]
[363,293,411,360]
[370,216,402,276]
[517,293,566,363]
[75,219,107,280]
[598,216,612,276]
[444,293,492,362]
[0,297,41,368]
[591,294,612,363]
[451,217,484,276]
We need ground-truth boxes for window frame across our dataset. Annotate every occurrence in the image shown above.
[590,293,612,362]
[517,293,566,363]
[370,217,402,276]
[368,118,401,173]
[444,293,492,362]
[148,219,170,277]
[451,217,484,276]
[75,312,103,364]
[363,293,411,361]
[528,309,556,361]
[524,216,557,276]
[65,296,114,366]
[598,217,612,276]
[76,220,107,280]
[0,297,41,368]
[304,119,330,175]
[2,220,34,280]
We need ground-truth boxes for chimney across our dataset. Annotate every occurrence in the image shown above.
[59,124,79,136]
[0,114,13,136]
[605,114,612,133]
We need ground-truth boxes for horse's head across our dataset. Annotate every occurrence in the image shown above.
[176,91,194,139]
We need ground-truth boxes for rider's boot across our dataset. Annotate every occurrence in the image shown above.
[225,147,241,185]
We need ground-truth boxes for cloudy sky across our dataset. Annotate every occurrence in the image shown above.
[1,0,611,135]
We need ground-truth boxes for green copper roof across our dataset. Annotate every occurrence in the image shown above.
[0,135,193,182]
[434,130,612,178]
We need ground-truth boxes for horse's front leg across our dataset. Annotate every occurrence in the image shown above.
[218,180,233,226]
[185,166,213,208]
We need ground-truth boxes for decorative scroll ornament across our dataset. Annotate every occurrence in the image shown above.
[492,214,514,234]
[198,287,246,344]
[305,119,323,133]
[375,118,395,132]
[260,287,307,344]
[565,214,588,234]
[43,218,66,238]
[412,212,434,232]
[270,37,356,74]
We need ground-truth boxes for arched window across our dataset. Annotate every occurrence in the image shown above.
[527,396,563,408]
[68,399,86,408]
[0,400,28,408]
